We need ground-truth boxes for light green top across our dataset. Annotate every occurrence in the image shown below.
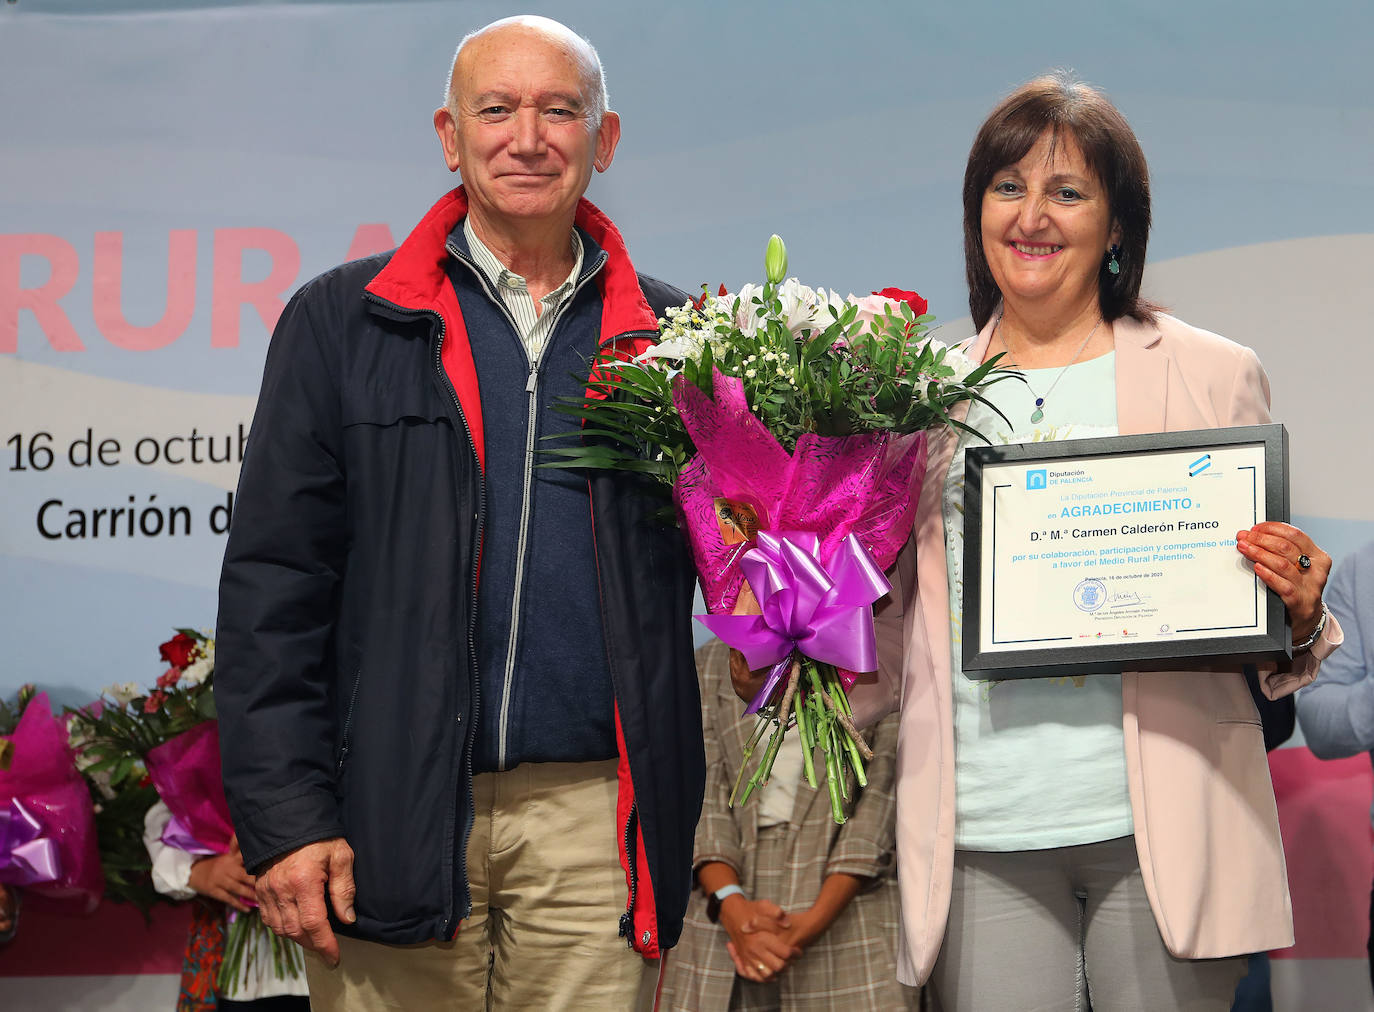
[944,351,1134,850]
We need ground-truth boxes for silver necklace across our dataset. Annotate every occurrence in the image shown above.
[996,314,1103,424]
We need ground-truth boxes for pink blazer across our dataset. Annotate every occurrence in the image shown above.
[860,312,1344,985]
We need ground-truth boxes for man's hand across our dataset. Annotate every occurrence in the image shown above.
[255,836,356,967]
[188,835,257,913]
[719,895,799,982]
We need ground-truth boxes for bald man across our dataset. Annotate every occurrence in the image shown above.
[215,16,703,1008]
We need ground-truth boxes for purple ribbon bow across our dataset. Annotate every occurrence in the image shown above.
[697,530,891,713]
[0,798,63,886]
[160,813,221,856]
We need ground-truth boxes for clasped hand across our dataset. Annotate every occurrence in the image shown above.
[719,895,817,983]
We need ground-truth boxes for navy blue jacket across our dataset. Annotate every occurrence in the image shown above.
[215,188,703,955]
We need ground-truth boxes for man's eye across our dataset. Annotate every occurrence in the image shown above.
[547,108,575,118]
[481,106,509,117]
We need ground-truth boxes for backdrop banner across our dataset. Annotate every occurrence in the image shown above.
[2,2,1372,1007]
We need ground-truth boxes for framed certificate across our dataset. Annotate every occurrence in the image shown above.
[962,423,1290,680]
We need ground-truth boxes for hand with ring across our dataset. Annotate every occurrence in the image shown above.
[1235,521,1331,643]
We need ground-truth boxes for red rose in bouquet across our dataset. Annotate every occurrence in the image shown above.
[873,287,929,317]
[159,632,199,670]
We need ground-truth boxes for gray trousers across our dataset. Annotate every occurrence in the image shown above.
[931,836,1248,1012]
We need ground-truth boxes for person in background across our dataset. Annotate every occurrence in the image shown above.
[1230,667,1298,1012]
[214,15,701,1010]
[143,800,309,1011]
[1296,538,1374,994]
[660,639,918,1011]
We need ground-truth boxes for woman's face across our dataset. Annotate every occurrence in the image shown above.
[980,129,1120,317]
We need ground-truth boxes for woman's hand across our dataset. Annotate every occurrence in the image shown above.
[720,896,799,982]
[1236,521,1331,642]
[188,834,258,913]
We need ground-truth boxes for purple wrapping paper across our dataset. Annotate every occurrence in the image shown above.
[145,720,235,856]
[673,370,926,708]
[673,370,926,618]
[0,693,102,913]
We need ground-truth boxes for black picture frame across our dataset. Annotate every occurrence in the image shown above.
[962,423,1290,680]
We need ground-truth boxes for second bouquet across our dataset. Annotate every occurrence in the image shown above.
[547,236,1014,823]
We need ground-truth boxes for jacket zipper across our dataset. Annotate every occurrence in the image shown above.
[618,802,639,944]
[335,668,363,775]
[362,289,484,938]
[448,244,607,771]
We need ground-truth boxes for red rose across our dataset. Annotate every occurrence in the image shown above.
[156,668,180,690]
[873,288,929,318]
[158,632,198,669]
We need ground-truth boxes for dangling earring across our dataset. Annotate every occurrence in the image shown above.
[1106,244,1121,276]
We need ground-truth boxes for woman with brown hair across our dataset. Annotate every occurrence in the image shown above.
[738,70,1341,1010]
[902,71,1338,1010]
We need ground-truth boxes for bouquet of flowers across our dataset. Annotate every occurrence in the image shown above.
[0,688,104,914]
[547,236,1014,822]
[67,629,303,993]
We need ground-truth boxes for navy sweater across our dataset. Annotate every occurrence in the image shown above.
[446,226,616,773]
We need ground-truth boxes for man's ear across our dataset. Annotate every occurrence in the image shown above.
[593,111,621,173]
[434,107,462,173]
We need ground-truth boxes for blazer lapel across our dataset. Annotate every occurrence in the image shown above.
[1113,315,1167,436]
[914,321,997,681]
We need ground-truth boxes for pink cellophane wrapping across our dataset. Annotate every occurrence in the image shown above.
[673,370,928,617]
[0,692,103,914]
[145,720,235,854]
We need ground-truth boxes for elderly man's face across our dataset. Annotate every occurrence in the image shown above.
[435,25,620,236]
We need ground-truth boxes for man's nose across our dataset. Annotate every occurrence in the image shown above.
[509,107,545,155]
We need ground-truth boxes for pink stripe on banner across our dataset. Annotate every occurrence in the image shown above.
[1270,746,1374,959]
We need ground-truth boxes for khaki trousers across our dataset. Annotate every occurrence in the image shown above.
[306,759,656,1010]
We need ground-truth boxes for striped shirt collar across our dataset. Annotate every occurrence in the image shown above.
[462,217,583,308]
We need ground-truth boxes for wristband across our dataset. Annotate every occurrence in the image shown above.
[706,883,745,923]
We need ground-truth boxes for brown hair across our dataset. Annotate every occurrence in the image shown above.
[963,71,1159,330]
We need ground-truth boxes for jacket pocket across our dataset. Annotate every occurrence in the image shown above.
[336,668,363,775]
[341,381,448,428]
